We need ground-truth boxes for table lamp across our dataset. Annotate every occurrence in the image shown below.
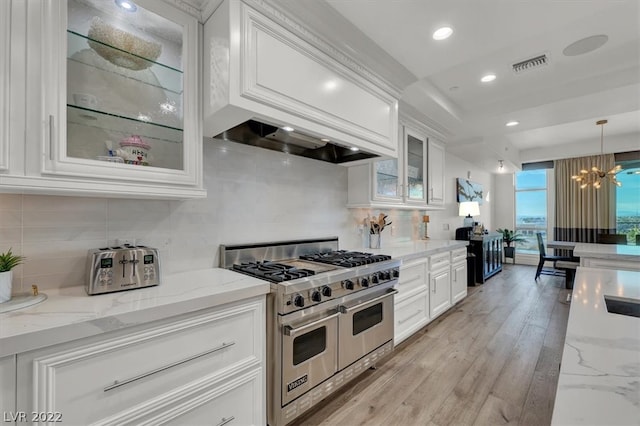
[459,201,480,227]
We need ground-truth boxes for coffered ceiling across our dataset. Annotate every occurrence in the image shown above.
[324,0,640,169]
[192,0,639,171]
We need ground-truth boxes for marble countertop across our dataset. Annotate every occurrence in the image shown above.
[551,267,640,425]
[573,242,640,260]
[344,239,468,263]
[0,268,270,357]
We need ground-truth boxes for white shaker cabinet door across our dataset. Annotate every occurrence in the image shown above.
[1,0,205,199]
[429,267,451,319]
[428,140,445,206]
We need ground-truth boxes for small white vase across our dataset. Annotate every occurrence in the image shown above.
[0,270,12,303]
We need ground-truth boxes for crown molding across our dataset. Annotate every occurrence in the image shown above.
[399,101,452,142]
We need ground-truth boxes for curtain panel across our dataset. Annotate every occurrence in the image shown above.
[554,154,616,243]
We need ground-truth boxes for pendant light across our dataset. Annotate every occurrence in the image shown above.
[571,119,622,189]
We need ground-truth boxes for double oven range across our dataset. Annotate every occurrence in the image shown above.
[220,238,400,426]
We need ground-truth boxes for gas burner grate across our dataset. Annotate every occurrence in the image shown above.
[233,261,316,283]
[300,250,392,268]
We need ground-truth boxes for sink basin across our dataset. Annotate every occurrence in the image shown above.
[604,295,640,318]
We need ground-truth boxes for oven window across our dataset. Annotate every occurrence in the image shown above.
[293,327,326,365]
[353,303,383,335]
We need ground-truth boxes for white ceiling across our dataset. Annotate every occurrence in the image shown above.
[325,0,640,167]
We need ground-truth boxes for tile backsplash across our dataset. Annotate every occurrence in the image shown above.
[0,140,357,293]
[0,139,493,294]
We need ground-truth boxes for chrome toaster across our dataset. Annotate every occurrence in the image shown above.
[87,245,160,295]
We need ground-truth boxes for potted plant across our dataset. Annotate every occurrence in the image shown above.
[0,248,25,303]
[496,229,526,262]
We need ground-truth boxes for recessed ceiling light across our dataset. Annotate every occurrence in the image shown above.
[282,126,294,132]
[563,34,608,56]
[115,0,137,12]
[349,147,360,152]
[432,27,453,41]
[320,138,331,142]
[505,121,519,127]
[481,74,496,83]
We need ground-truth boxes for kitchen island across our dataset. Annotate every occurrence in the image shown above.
[551,267,640,425]
[573,242,640,271]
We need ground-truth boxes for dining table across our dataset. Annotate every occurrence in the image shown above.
[547,240,577,250]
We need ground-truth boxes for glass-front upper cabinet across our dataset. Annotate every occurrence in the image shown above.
[373,126,427,204]
[374,159,400,200]
[39,0,203,198]
[405,129,427,203]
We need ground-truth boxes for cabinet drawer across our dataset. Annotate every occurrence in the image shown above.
[451,248,467,264]
[397,259,427,295]
[429,252,450,271]
[394,290,429,345]
[159,368,263,426]
[24,300,263,425]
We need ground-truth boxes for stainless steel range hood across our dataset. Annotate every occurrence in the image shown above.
[214,120,380,164]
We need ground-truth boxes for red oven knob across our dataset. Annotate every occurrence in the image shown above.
[343,279,354,290]
[322,286,332,297]
[293,294,305,307]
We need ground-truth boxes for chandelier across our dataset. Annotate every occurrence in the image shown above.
[571,119,622,189]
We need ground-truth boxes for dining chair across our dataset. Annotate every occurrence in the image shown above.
[535,233,573,280]
[596,234,627,245]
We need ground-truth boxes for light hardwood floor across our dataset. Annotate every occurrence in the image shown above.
[291,264,571,426]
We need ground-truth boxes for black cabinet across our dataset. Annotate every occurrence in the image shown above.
[469,232,503,283]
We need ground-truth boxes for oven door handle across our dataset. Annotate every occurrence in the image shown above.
[339,288,398,314]
[283,311,339,337]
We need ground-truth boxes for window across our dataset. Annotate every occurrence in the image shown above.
[515,169,548,253]
[616,165,640,244]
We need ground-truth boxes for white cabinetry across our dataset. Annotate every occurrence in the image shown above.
[428,140,445,206]
[451,248,468,304]
[394,258,429,345]
[204,0,398,159]
[16,297,265,425]
[394,247,468,344]
[0,0,9,172]
[0,355,16,415]
[348,119,445,210]
[429,252,452,319]
[0,0,204,199]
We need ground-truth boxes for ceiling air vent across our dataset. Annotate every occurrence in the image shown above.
[512,54,549,74]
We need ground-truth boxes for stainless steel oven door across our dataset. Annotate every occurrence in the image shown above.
[338,288,397,370]
[281,310,339,405]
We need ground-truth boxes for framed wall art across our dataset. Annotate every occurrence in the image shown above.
[456,178,483,204]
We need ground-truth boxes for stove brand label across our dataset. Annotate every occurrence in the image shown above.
[287,375,308,392]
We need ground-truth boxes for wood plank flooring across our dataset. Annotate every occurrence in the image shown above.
[290,264,571,426]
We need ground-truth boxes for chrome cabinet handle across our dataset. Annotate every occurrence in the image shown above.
[284,311,339,336]
[398,309,423,325]
[48,115,55,161]
[103,341,236,392]
[216,416,235,426]
[339,289,398,314]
